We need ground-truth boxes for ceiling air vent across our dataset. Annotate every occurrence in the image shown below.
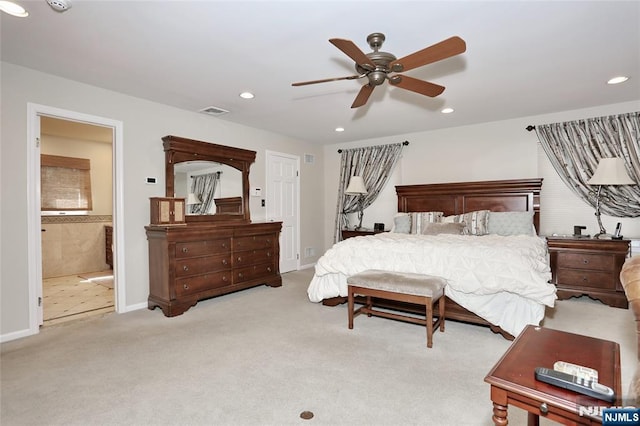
[199,106,229,116]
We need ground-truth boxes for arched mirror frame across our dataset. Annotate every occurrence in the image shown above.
[162,135,255,223]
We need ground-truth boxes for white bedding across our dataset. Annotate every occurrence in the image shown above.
[307,233,556,336]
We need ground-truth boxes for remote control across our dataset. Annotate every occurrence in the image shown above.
[535,367,615,402]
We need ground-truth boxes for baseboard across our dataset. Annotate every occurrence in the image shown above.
[122,302,147,313]
[299,262,316,270]
[1,327,36,343]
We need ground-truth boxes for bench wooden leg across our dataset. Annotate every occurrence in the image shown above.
[438,295,445,332]
[426,296,434,348]
[348,285,354,329]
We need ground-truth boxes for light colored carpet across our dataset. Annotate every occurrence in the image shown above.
[1,268,635,426]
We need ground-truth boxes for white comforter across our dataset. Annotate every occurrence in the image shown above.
[307,233,556,336]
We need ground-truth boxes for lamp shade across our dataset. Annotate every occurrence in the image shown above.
[345,176,367,194]
[587,158,635,185]
[186,193,202,205]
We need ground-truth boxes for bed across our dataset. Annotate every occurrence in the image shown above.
[307,178,556,339]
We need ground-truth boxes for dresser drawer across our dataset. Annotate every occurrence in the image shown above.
[175,254,231,277]
[235,263,277,282]
[234,234,275,251]
[176,271,232,296]
[556,252,614,271]
[556,268,616,289]
[234,249,274,267]
[175,238,231,258]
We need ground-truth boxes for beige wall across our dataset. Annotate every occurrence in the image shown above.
[323,101,640,250]
[1,62,324,339]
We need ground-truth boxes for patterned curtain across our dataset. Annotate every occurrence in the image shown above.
[333,142,405,243]
[535,111,640,217]
[190,172,220,214]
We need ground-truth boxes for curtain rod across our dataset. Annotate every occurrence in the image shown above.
[526,125,536,132]
[337,140,409,153]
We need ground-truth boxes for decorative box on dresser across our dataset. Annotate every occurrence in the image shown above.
[146,135,282,317]
[547,236,630,308]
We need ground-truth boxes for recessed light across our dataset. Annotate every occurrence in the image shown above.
[239,92,255,99]
[335,127,345,132]
[441,108,454,114]
[0,1,28,17]
[607,76,629,85]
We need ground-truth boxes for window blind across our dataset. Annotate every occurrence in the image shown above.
[41,154,93,211]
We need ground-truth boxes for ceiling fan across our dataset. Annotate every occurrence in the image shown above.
[292,33,466,108]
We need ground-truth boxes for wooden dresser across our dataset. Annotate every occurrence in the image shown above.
[547,237,630,308]
[147,135,282,317]
[146,221,281,317]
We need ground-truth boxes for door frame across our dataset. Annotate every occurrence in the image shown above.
[265,150,300,272]
[26,103,125,336]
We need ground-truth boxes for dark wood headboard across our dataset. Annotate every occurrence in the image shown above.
[396,178,543,232]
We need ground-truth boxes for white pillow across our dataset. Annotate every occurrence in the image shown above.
[391,213,411,234]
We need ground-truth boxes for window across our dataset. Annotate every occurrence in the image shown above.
[41,154,92,213]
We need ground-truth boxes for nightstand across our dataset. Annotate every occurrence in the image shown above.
[341,229,385,240]
[546,236,630,308]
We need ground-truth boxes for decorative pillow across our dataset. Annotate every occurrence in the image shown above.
[409,211,444,234]
[391,213,411,234]
[421,222,467,236]
[443,210,490,235]
[487,211,535,236]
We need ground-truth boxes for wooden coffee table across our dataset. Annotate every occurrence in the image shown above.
[484,325,621,425]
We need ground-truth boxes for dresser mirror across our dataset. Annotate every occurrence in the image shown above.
[163,135,256,223]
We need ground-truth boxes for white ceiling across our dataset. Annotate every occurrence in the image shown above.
[2,1,639,145]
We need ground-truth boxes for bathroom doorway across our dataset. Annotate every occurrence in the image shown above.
[39,117,115,325]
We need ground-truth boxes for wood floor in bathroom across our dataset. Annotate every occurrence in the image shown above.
[43,271,114,326]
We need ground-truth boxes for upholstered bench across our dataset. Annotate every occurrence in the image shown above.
[347,269,446,348]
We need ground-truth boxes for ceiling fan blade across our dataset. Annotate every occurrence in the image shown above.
[351,84,375,108]
[388,75,445,97]
[390,36,466,73]
[329,38,375,70]
[292,74,364,86]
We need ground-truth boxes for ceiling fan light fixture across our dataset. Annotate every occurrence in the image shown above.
[441,108,454,114]
[335,127,345,132]
[239,91,255,99]
[0,1,28,17]
[607,76,629,85]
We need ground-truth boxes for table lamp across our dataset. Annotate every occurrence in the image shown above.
[345,176,368,230]
[587,157,634,238]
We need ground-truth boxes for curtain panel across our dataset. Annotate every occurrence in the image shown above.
[535,111,640,217]
[190,172,220,214]
[333,142,404,243]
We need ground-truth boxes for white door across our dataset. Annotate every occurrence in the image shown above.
[266,151,299,273]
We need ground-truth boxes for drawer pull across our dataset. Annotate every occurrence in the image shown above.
[582,276,588,282]
[539,403,548,414]
[182,247,189,253]
[238,272,244,279]
[222,259,228,265]
[222,276,228,282]
[583,259,589,264]
[267,252,271,257]
[267,266,272,272]
[237,256,242,262]
[183,265,189,272]
[222,243,227,249]
[183,283,189,290]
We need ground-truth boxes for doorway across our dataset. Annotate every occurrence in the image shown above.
[27,103,125,335]
[265,151,300,273]
[40,117,115,325]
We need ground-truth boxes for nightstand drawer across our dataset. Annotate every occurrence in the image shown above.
[556,268,616,289]
[556,252,614,271]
